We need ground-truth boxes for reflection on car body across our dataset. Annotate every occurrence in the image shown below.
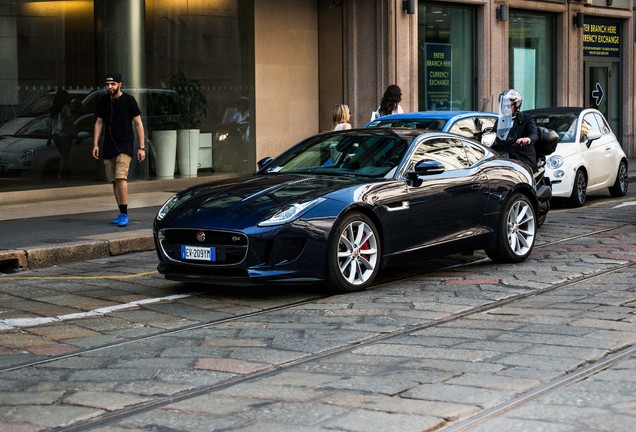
[154,128,546,293]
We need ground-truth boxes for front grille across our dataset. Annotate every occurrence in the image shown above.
[159,228,248,265]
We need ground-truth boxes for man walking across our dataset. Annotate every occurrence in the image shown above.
[92,72,146,227]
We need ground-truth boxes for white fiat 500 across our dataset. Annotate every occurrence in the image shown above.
[527,107,628,207]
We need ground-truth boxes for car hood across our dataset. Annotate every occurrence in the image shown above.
[550,142,578,160]
[0,136,45,152]
[160,174,369,229]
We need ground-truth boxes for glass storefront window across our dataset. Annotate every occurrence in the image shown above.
[418,3,476,111]
[0,1,254,192]
[509,12,555,110]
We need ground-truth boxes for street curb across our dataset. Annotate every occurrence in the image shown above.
[0,236,155,273]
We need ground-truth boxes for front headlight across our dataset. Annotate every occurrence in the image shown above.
[20,149,35,160]
[258,198,325,227]
[157,194,178,220]
[546,155,564,169]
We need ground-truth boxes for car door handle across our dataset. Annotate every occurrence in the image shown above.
[384,201,410,212]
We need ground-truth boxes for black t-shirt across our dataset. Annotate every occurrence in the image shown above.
[95,92,142,159]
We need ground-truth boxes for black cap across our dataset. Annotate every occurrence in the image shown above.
[105,72,122,83]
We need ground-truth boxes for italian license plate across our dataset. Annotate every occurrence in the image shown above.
[181,245,216,261]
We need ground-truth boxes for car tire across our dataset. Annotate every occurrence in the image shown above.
[485,193,536,263]
[537,212,547,228]
[568,169,587,207]
[608,160,628,197]
[325,212,381,293]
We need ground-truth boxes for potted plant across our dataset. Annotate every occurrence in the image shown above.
[147,91,180,179]
[168,70,209,177]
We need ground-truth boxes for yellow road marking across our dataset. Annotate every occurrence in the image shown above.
[0,270,158,281]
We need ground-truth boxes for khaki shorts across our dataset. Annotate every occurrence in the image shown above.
[104,153,132,182]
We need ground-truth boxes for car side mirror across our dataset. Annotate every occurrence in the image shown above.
[584,130,602,148]
[481,130,496,147]
[257,157,274,170]
[406,159,445,180]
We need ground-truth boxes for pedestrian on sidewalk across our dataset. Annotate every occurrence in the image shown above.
[92,72,146,227]
[370,84,403,121]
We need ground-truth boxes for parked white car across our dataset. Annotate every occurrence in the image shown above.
[527,107,628,207]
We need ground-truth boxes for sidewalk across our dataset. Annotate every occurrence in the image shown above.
[1,162,635,273]
[0,174,235,272]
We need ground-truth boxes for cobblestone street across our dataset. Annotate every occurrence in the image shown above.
[1,192,635,431]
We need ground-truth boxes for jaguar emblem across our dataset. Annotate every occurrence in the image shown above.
[196,231,206,242]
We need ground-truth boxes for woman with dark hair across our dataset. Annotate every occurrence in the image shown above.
[371,84,403,121]
[47,89,76,183]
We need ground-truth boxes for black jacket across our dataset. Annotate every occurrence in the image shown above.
[493,112,539,172]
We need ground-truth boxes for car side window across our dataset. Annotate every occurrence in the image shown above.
[77,115,95,134]
[581,113,601,142]
[593,112,611,134]
[462,140,486,166]
[448,118,477,138]
[407,138,471,171]
[479,116,497,131]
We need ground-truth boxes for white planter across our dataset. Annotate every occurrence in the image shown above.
[198,132,212,169]
[153,130,177,179]
[177,129,200,177]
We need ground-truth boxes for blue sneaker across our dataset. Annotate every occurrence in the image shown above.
[111,214,123,224]
[118,214,129,227]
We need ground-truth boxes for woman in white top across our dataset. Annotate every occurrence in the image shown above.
[333,104,352,130]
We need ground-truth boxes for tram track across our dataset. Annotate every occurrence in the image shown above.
[442,342,636,431]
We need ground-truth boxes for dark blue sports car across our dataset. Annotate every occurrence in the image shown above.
[154,128,549,293]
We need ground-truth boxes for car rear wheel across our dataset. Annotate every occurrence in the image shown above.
[325,212,381,293]
[608,160,628,197]
[568,169,587,207]
[486,193,536,263]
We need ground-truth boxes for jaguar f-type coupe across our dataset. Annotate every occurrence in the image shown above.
[153,128,549,292]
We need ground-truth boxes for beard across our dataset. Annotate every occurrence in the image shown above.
[107,84,120,96]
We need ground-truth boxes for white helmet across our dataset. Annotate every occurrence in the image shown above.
[500,89,522,112]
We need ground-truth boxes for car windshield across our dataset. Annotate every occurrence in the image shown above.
[368,118,448,130]
[533,113,579,143]
[15,115,49,138]
[19,95,56,117]
[261,131,410,178]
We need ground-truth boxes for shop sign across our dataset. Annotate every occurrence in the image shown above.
[425,43,452,109]
[583,18,620,58]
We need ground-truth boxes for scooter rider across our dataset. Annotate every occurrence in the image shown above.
[493,89,539,172]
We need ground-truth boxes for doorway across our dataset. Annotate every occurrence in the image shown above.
[584,61,620,134]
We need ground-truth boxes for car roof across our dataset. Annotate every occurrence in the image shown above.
[525,107,585,116]
[373,111,497,121]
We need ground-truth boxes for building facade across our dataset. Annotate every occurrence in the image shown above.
[0,0,633,195]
